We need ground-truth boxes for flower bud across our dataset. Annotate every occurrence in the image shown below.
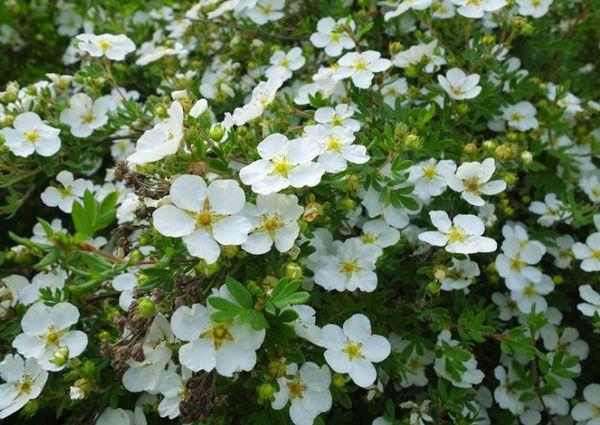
[285,262,303,279]
[257,384,275,401]
[137,297,156,318]
[51,347,70,367]
[339,197,356,212]
[210,125,226,141]
[482,139,497,151]
[463,142,478,155]
[389,42,403,55]
[332,373,346,388]
[520,150,533,164]
[482,35,495,46]
[196,260,219,277]
[267,360,286,378]
[221,245,238,259]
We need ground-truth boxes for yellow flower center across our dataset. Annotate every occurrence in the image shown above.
[83,112,95,124]
[326,135,343,151]
[287,377,307,399]
[354,59,368,71]
[18,376,33,396]
[592,250,600,260]
[59,187,73,197]
[98,40,113,52]
[261,215,283,233]
[452,87,463,96]
[279,58,290,68]
[464,178,481,194]
[203,323,233,349]
[343,341,364,360]
[340,260,360,277]
[45,327,61,347]
[408,356,422,371]
[361,233,377,244]
[510,113,523,122]
[446,226,468,243]
[24,130,39,143]
[510,258,524,271]
[329,33,342,42]
[271,156,294,177]
[422,166,437,180]
[524,286,536,297]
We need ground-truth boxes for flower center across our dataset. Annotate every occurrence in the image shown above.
[343,340,364,360]
[408,356,422,371]
[260,215,283,232]
[510,113,523,122]
[592,250,600,260]
[271,156,294,177]
[279,58,290,68]
[45,327,61,347]
[422,166,437,180]
[339,260,360,277]
[287,377,307,399]
[446,226,468,243]
[24,130,39,143]
[451,87,463,96]
[203,323,233,349]
[510,257,524,271]
[326,135,342,152]
[524,286,536,297]
[59,187,73,198]
[361,233,377,244]
[196,211,213,227]
[83,112,95,124]
[98,40,113,52]
[464,178,481,194]
[354,59,368,71]
[18,376,33,396]
[329,32,342,42]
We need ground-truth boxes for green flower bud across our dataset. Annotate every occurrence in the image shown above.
[137,297,156,318]
[332,373,346,388]
[267,360,286,378]
[339,197,356,212]
[210,125,226,141]
[257,384,275,401]
[196,260,219,277]
[51,347,70,367]
[520,150,533,164]
[285,262,303,279]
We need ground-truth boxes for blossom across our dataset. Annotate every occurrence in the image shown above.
[359,186,413,229]
[287,305,323,344]
[152,174,252,264]
[320,314,391,388]
[384,0,433,20]
[157,367,192,419]
[127,101,183,164]
[510,274,554,313]
[571,384,600,424]
[170,302,265,376]
[333,51,392,89]
[408,158,457,201]
[434,330,484,388]
[40,170,93,213]
[492,292,520,321]
[112,272,138,311]
[12,302,88,371]
[392,40,446,73]
[303,124,369,173]
[438,68,481,100]
[581,175,600,203]
[246,0,285,25]
[0,275,28,317]
[494,365,526,415]
[314,104,361,132]
[381,77,409,106]
[0,354,48,419]
[547,235,575,269]
[389,334,434,387]
[516,0,553,18]
[17,269,68,306]
[0,112,61,157]
[266,47,305,80]
[313,238,381,292]
[400,400,434,425]
[501,101,539,131]
[418,211,497,254]
[572,232,600,272]
[448,158,506,206]
[450,0,506,18]
[239,133,324,194]
[440,258,480,291]
[76,33,135,60]
[577,284,600,317]
[60,93,110,137]
[271,362,332,425]
[310,17,355,57]
[241,193,303,254]
[96,407,146,425]
[529,193,572,226]
[360,219,401,253]
[122,343,171,393]
[495,236,545,290]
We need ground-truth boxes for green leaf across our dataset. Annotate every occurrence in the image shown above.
[225,276,253,309]
[208,297,243,312]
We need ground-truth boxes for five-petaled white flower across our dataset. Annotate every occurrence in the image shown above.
[419,211,497,254]
[76,33,135,61]
[303,124,369,173]
[310,17,355,57]
[12,302,88,371]
[319,314,391,388]
[501,101,539,131]
[170,302,265,377]
[334,51,392,89]
[516,0,553,18]
[438,68,482,100]
[241,193,303,255]
[450,0,506,18]
[40,170,93,213]
[529,193,572,227]
[266,47,305,80]
[408,159,457,201]
[60,93,111,138]
[0,112,61,157]
[239,133,324,195]
[572,232,600,272]
[271,362,332,425]
[571,383,600,424]
[153,174,252,264]
[448,158,506,206]
[577,284,600,317]
[0,354,48,419]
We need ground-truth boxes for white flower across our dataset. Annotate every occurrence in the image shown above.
[127,101,183,164]
[389,334,434,387]
[18,269,68,306]
[70,385,85,400]
[510,274,554,314]
[448,158,506,206]
[112,272,138,311]
[12,302,88,371]
[60,93,111,137]
[529,193,572,226]
[76,33,135,61]
[418,211,497,254]
[157,367,192,419]
[320,314,391,388]
[581,175,600,203]
[450,0,506,18]
[31,218,64,244]
[271,362,332,425]
[543,327,589,362]
[492,292,520,321]
[392,40,446,73]
[122,343,171,393]
[571,383,600,424]
[266,47,305,80]
[360,219,401,253]
[495,237,545,290]
[241,193,303,255]
[572,232,600,272]
[501,101,539,131]
[314,104,361,132]
[153,174,252,264]
[246,0,284,25]
[170,302,265,376]
[303,124,369,173]
[0,275,28,317]
[516,0,553,18]
[287,305,323,344]
[40,171,93,213]
[310,17,355,57]
[239,133,324,194]
[548,235,575,269]
[0,354,48,419]
[434,330,484,388]
[400,399,434,425]
[333,51,392,89]
[547,82,583,114]
[440,258,480,291]
[438,68,481,100]
[384,0,433,20]
[96,407,146,425]
[314,238,380,292]
[433,0,456,18]
[494,365,525,415]
[0,112,61,157]
[381,77,409,107]
[359,186,413,229]
[577,284,600,317]
[408,158,457,201]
